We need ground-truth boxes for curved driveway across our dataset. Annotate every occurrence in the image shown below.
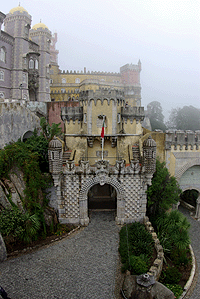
[0,211,120,299]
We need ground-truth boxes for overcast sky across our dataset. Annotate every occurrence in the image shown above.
[2,0,200,120]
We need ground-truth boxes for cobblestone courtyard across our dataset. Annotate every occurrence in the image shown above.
[0,211,120,299]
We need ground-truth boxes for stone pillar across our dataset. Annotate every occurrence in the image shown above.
[116,195,125,224]
[79,197,89,226]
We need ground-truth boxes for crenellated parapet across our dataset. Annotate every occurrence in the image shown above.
[165,130,200,150]
[61,106,83,123]
[79,88,124,105]
[121,106,145,123]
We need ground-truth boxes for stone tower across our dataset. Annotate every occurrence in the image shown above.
[3,5,32,100]
[30,22,51,102]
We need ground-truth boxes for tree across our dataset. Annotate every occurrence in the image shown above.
[147,101,167,131]
[146,159,181,217]
[40,117,62,142]
[167,105,200,131]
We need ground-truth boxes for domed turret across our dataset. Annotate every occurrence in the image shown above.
[48,137,63,174]
[9,4,29,15]
[143,136,156,174]
[32,21,49,31]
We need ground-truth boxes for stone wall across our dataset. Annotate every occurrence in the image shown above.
[0,101,41,149]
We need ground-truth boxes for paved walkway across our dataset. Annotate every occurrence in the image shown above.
[179,206,200,299]
[0,211,120,299]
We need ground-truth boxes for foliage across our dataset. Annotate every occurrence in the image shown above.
[164,284,183,299]
[0,140,51,237]
[40,117,62,142]
[119,222,154,273]
[147,101,167,131]
[146,159,182,217]
[162,267,181,284]
[155,210,190,254]
[167,105,200,131]
[129,255,148,275]
[24,131,49,172]
[0,207,40,243]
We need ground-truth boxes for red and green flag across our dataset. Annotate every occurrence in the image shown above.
[101,117,105,138]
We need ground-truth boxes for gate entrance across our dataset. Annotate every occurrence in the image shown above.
[88,184,117,210]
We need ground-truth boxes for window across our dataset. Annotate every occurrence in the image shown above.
[29,59,34,69]
[62,78,66,83]
[75,78,80,83]
[0,92,5,99]
[50,79,53,84]
[61,89,65,93]
[0,48,6,63]
[35,60,38,69]
[0,70,4,81]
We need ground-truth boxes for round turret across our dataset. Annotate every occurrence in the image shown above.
[32,21,49,31]
[9,5,29,15]
[48,137,63,174]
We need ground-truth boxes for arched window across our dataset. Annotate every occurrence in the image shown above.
[0,48,6,63]
[0,70,4,81]
[23,72,26,83]
[29,59,34,69]
[62,78,66,83]
[75,78,80,83]
[35,60,38,69]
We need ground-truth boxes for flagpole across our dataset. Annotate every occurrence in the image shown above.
[101,115,105,160]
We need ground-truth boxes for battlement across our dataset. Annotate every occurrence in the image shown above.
[165,130,200,150]
[60,70,120,75]
[121,106,145,122]
[79,88,124,104]
[61,106,83,123]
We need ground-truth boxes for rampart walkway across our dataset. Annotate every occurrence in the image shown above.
[0,211,119,299]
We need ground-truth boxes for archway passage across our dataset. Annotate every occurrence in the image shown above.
[180,189,198,208]
[88,184,117,210]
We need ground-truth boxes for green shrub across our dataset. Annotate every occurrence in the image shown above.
[164,267,181,284]
[119,222,154,273]
[165,284,183,299]
[130,255,148,275]
[0,208,40,243]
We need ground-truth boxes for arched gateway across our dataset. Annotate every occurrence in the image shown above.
[48,137,157,226]
[79,175,125,225]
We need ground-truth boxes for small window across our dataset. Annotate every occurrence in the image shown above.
[75,78,80,83]
[50,79,53,84]
[117,113,121,123]
[0,91,5,99]
[62,78,66,83]
[61,89,65,93]
[35,60,38,69]
[29,59,34,69]
[0,48,6,63]
[0,70,4,81]
[75,89,79,93]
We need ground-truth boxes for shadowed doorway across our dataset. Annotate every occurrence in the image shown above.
[88,184,117,210]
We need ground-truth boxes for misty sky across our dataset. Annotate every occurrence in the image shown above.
[2,0,200,120]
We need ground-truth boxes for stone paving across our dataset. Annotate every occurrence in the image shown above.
[179,206,200,299]
[0,211,120,299]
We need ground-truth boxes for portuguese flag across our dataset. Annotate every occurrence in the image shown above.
[101,117,105,138]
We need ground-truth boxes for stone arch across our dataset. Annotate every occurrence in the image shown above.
[79,176,125,225]
[175,158,200,180]
[21,130,34,142]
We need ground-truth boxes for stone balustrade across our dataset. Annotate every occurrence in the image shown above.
[165,130,200,150]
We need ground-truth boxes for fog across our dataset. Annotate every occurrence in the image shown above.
[2,0,200,120]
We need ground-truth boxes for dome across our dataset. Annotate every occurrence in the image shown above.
[9,5,28,14]
[49,137,62,149]
[32,21,49,30]
[143,136,156,147]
